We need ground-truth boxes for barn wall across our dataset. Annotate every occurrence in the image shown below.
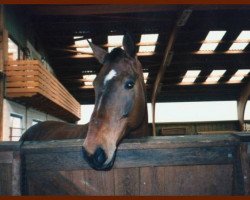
[3,5,54,74]
[149,121,240,136]
[2,99,64,141]
[0,142,21,195]
[1,5,71,141]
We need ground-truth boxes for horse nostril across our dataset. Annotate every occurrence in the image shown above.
[93,147,107,166]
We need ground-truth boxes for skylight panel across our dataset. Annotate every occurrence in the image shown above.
[74,38,93,54]
[205,70,226,83]
[229,43,249,51]
[76,47,93,54]
[82,82,94,89]
[139,45,156,53]
[229,31,250,51]
[204,31,226,41]
[138,33,159,55]
[236,31,250,40]
[84,82,93,86]
[82,74,96,89]
[228,69,250,83]
[181,70,201,84]
[108,35,124,46]
[140,34,159,43]
[199,31,226,52]
[199,43,219,51]
[82,74,96,82]
[108,35,124,52]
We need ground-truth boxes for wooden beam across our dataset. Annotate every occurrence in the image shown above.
[27,5,185,16]
[0,5,7,141]
[151,9,192,136]
[23,5,250,16]
[237,82,250,131]
[21,134,238,171]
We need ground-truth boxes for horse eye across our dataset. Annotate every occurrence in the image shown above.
[124,80,135,90]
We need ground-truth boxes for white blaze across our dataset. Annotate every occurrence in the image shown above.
[97,69,117,111]
[104,69,117,85]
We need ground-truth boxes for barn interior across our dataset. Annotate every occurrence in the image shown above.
[1,4,250,139]
[1,4,250,196]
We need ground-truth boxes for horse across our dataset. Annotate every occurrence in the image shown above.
[20,33,149,170]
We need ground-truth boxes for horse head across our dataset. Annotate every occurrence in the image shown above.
[82,34,148,170]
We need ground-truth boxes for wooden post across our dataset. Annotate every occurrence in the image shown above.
[0,142,22,195]
[151,9,192,136]
[232,133,250,195]
[0,5,4,141]
[237,82,250,131]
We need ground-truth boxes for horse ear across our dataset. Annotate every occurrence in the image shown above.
[123,33,136,58]
[88,40,107,64]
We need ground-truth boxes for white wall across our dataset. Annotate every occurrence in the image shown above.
[79,101,238,125]
[2,99,64,141]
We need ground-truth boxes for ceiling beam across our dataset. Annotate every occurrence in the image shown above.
[26,5,184,16]
[23,5,250,16]
[151,9,192,136]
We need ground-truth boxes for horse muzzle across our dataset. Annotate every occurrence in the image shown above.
[82,146,116,171]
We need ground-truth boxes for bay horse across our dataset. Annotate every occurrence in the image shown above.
[20,34,149,170]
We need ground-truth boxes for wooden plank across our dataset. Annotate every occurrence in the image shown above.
[7,88,38,93]
[5,65,39,71]
[23,145,235,172]
[233,133,250,142]
[21,134,239,153]
[12,151,21,195]
[114,168,140,195]
[0,163,12,195]
[59,171,86,194]
[38,65,80,107]
[26,171,85,195]
[6,92,37,98]
[239,143,250,195]
[232,143,249,195]
[7,81,39,87]
[0,151,13,164]
[37,82,79,115]
[6,60,40,65]
[5,60,81,120]
[83,169,114,195]
[164,165,233,195]
[140,167,165,195]
[30,5,250,16]
[0,142,22,152]
[6,76,38,82]
[5,71,39,76]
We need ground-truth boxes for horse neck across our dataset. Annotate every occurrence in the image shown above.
[127,99,148,138]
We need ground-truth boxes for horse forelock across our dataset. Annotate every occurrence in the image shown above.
[104,48,128,64]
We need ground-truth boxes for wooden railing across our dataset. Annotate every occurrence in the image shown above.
[4,60,81,122]
[0,133,250,195]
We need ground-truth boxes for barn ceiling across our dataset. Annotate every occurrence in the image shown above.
[10,5,250,104]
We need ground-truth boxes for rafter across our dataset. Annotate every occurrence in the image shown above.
[151,9,192,136]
